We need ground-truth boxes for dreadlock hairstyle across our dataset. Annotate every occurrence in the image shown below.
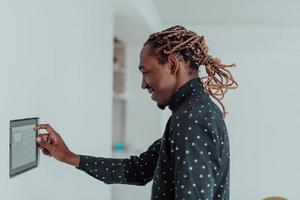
[144,25,238,118]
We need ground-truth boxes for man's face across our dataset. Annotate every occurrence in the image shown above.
[139,45,177,109]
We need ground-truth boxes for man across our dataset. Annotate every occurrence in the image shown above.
[34,25,238,200]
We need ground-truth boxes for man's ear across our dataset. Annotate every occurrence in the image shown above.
[168,54,179,75]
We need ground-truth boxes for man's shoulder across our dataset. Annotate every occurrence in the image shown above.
[170,97,223,126]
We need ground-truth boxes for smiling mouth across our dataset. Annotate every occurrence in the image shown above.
[148,87,154,94]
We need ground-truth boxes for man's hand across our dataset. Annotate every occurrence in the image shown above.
[34,124,80,167]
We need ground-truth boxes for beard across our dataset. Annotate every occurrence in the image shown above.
[157,102,167,110]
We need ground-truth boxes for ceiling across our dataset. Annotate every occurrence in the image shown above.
[153,0,300,26]
[109,0,300,45]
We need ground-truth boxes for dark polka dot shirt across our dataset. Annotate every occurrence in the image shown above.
[76,78,230,200]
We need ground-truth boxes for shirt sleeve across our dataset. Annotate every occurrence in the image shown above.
[76,138,161,186]
[170,115,219,199]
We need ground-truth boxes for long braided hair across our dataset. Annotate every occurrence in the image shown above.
[144,25,238,118]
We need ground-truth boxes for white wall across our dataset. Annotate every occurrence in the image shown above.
[0,0,114,199]
[187,25,300,199]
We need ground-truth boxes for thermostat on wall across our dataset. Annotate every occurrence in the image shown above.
[9,117,39,177]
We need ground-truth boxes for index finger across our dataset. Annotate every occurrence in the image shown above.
[33,124,56,134]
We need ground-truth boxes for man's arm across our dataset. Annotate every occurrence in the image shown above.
[34,123,161,186]
[76,139,161,185]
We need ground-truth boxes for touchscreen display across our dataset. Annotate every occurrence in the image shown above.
[10,118,38,177]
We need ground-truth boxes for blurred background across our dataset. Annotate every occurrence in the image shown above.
[1,0,300,199]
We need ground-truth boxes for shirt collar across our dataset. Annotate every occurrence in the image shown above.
[168,77,205,113]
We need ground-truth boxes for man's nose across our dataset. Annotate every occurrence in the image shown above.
[141,77,147,89]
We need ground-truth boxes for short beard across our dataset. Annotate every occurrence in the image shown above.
[157,102,167,110]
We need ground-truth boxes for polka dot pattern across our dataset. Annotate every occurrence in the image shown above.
[76,78,230,200]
